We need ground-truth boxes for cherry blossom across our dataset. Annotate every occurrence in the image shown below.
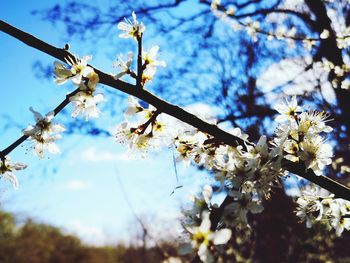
[0,157,27,189]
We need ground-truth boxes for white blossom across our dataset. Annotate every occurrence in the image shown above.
[113,52,133,79]
[275,96,301,122]
[0,157,27,189]
[23,107,65,158]
[320,29,330,39]
[299,136,333,176]
[184,211,231,263]
[295,184,350,236]
[69,92,104,120]
[118,11,145,40]
[184,185,214,221]
[226,190,264,223]
[142,66,157,85]
[330,200,350,236]
[143,45,166,68]
[298,111,333,134]
[296,198,315,228]
[54,55,93,85]
[124,96,144,116]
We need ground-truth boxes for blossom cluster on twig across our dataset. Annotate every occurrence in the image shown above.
[210,0,350,51]
[114,85,344,261]
[296,184,350,236]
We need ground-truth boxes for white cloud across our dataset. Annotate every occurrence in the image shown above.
[257,57,336,104]
[80,147,131,162]
[64,220,110,246]
[185,102,222,121]
[64,180,92,190]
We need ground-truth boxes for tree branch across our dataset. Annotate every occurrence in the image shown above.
[1,19,350,226]
[234,8,316,27]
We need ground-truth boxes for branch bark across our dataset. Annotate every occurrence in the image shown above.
[137,33,143,89]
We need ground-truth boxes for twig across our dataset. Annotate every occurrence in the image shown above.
[115,172,170,259]
[0,88,79,157]
[137,33,143,89]
[138,109,161,134]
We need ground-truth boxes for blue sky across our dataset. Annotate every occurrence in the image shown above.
[0,0,210,245]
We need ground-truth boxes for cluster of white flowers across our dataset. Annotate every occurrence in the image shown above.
[177,133,284,248]
[3,10,350,263]
[115,96,290,262]
[317,59,350,88]
[245,18,261,42]
[320,59,350,77]
[273,96,333,176]
[115,97,172,157]
[211,2,299,45]
[0,157,27,188]
[210,0,350,52]
[23,107,65,158]
[3,52,105,186]
[115,12,166,86]
[54,55,104,120]
[296,184,350,236]
[214,8,301,45]
[115,94,313,263]
[0,12,158,189]
[336,31,350,49]
[176,95,349,260]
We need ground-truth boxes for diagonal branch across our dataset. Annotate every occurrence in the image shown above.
[1,19,350,228]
